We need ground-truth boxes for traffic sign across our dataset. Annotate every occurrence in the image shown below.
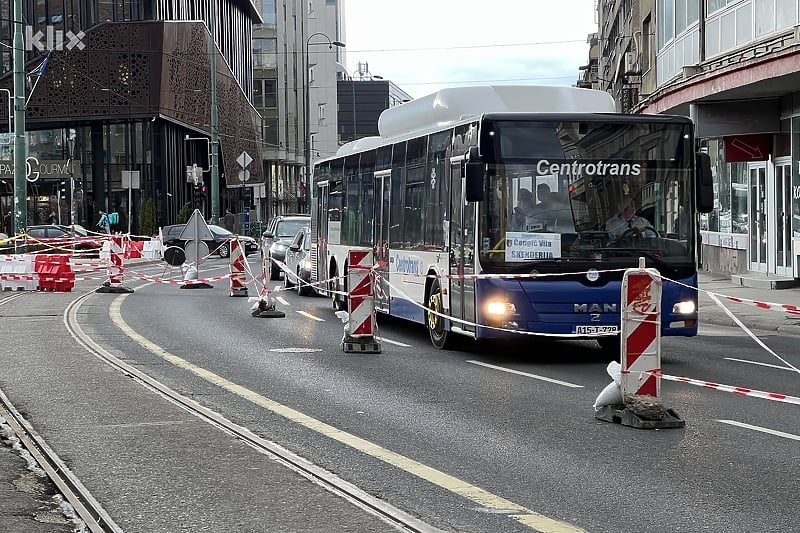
[236,151,253,169]
[238,169,250,182]
[179,209,215,241]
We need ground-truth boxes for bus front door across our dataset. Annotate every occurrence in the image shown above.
[315,182,329,291]
[449,160,477,335]
[374,171,391,313]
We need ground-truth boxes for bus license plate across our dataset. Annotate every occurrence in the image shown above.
[575,325,618,334]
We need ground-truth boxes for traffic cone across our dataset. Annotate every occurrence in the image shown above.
[229,237,248,297]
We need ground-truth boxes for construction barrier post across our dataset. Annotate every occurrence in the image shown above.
[229,237,249,297]
[342,250,380,353]
[595,257,684,429]
[251,254,284,318]
[96,235,134,294]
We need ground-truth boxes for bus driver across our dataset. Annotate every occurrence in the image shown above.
[605,196,655,239]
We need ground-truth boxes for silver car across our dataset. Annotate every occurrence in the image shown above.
[261,214,310,279]
[282,226,314,295]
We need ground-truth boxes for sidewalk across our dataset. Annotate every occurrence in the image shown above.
[697,271,800,336]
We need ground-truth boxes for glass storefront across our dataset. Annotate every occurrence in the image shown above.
[700,115,800,277]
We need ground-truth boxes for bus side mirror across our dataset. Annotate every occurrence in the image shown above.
[465,162,484,202]
[695,152,713,214]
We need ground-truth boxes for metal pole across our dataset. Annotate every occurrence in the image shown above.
[68,137,76,227]
[128,182,132,234]
[13,0,26,246]
[304,44,310,212]
[303,34,344,215]
[209,4,220,224]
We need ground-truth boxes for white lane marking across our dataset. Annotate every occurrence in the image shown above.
[297,310,325,321]
[697,325,750,337]
[467,361,584,388]
[276,296,290,306]
[109,296,584,533]
[376,337,411,347]
[724,357,797,371]
[718,420,800,441]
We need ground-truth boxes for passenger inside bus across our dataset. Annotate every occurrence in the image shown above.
[511,188,535,230]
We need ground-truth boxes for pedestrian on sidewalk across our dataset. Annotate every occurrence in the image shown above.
[97,210,110,234]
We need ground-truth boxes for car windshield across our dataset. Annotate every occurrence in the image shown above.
[276,220,309,238]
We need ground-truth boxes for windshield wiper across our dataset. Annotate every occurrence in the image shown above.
[600,248,675,270]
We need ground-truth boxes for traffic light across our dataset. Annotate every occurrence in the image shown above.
[192,183,207,208]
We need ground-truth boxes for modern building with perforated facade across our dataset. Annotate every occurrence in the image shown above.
[0,1,262,234]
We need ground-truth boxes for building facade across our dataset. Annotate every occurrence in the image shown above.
[337,66,412,145]
[0,1,263,236]
[253,0,343,220]
[596,0,800,280]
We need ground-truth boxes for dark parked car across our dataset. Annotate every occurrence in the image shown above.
[162,223,259,258]
[24,225,103,255]
[261,214,310,279]
[283,226,314,295]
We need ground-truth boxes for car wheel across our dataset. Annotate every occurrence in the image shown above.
[269,256,281,280]
[218,243,230,258]
[284,269,294,288]
[297,271,309,296]
[427,280,452,349]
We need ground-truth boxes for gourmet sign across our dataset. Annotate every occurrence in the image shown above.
[0,157,80,181]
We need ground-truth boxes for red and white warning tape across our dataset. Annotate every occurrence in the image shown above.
[652,370,800,406]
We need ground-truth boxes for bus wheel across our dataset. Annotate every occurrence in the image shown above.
[427,281,450,349]
[597,335,620,357]
[331,268,347,311]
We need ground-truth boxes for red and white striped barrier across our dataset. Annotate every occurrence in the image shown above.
[107,235,125,284]
[0,255,38,291]
[596,260,684,429]
[343,250,380,353]
[229,237,248,297]
[620,263,662,398]
[96,235,134,293]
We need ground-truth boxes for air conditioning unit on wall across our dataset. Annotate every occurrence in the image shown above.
[624,51,639,74]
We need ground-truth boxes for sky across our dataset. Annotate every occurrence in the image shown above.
[342,0,599,99]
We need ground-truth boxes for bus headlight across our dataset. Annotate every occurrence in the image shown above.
[672,300,696,314]
[486,301,516,316]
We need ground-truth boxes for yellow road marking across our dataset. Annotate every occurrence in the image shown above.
[297,310,325,321]
[109,295,585,533]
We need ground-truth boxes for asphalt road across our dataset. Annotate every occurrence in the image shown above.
[1,257,798,532]
[112,259,800,533]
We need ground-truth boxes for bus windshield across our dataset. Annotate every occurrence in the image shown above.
[479,120,696,272]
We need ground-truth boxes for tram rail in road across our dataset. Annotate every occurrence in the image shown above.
[0,389,121,533]
[64,288,446,533]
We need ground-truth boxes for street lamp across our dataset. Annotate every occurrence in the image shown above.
[304,33,344,211]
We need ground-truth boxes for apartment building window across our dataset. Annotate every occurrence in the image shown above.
[264,80,277,108]
[318,104,325,122]
[253,38,277,69]
[658,0,701,49]
[642,16,652,72]
[262,0,277,26]
[263,118,278,150]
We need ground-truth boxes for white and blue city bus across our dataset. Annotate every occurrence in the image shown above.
[310,85,713,350]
